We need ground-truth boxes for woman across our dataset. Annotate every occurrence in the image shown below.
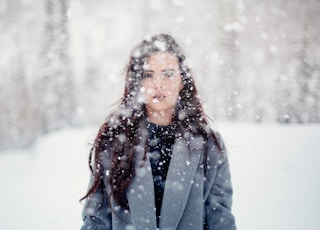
[81,34,236,230]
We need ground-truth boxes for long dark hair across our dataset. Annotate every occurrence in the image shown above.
[81,34,222,210]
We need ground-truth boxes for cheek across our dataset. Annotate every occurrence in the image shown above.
[140,87,154,101]
[168,81,182,95]
[141,80,148,89]
[167,85,179,95]
[141,81,152,92]
[146,88,154,96]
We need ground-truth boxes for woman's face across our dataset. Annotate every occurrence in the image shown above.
[141,52,183,125]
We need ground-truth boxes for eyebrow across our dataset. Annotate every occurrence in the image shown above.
[143,69,176,72]
[162,69,175,72]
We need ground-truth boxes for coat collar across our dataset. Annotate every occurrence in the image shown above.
[127,134,204,229]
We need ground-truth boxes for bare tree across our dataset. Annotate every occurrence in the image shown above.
[35,0,75,132]
[277,0,320,123]
[214,0,241,121]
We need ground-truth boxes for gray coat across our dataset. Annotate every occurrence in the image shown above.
[81,134,236,230]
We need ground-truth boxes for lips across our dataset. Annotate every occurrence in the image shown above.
[153,94,165,99]
[152,94,166,102]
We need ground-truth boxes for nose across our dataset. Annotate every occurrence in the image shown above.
[152,76,164,89]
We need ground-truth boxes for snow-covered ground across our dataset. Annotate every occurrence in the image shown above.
[0,123,319,230]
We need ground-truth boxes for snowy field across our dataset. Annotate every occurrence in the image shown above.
[0,123,319,230]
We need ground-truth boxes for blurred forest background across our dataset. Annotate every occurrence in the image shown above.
[1,0,320,150]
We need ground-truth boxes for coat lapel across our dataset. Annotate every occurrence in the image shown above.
[127,145,157,230]
[159,136,203,229]
[126,133,204,230]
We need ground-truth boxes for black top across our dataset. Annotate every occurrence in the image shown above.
[146,121,176,227]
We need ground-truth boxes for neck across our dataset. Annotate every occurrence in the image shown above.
[146,109,174,126]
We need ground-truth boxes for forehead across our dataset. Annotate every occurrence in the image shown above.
[145,52,179,70]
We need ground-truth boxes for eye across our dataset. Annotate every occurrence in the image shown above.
[163,70,175,78]
[142,72,153,79]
